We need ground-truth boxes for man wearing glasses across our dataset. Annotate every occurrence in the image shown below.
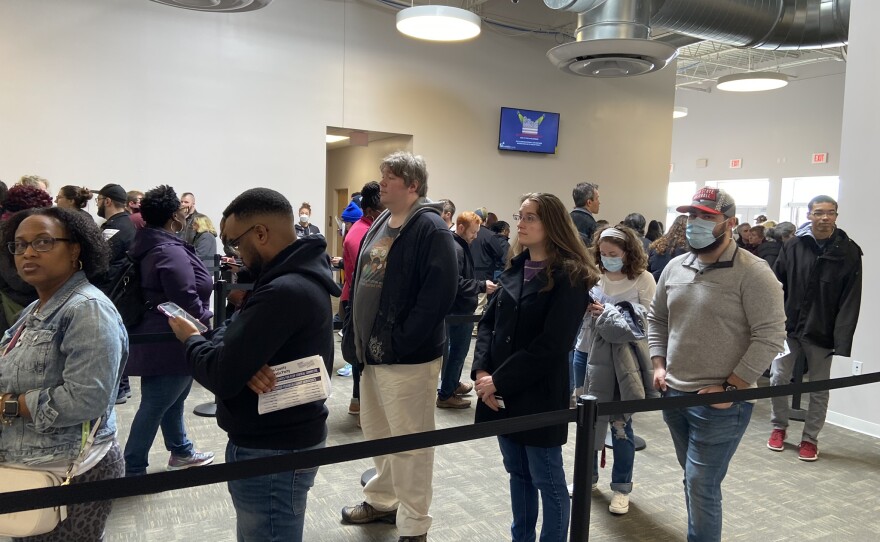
[767,195,863,462]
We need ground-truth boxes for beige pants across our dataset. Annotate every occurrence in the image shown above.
[360,358,442,536]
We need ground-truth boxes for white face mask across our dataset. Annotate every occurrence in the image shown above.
[299,214,309,225]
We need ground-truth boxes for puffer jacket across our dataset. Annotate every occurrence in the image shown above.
[586,301,658,451]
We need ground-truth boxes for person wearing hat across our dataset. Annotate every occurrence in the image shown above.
[94,183,137,404]
[647,187,786,542]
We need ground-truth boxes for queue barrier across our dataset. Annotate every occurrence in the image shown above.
[1,370,879,541]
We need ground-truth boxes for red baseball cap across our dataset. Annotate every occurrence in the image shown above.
[676,187,736,218]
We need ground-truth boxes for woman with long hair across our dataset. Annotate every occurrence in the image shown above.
[647,215,688,281]
[123,185,214,476]
[578,225,656,516]
[472,192,599,542]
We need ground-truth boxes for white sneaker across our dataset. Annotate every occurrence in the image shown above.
[608,491,629,514]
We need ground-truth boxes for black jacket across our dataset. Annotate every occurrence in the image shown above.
[471,251,589,447]
[648,245,687,282]
[773,227,862,356]
[450,233,485,315]
[470,226,504,281]
[349,203,457,366]
[754,240,781,269]
[99,211,136,292]
[184,237,341,450]
[570,208,597,246]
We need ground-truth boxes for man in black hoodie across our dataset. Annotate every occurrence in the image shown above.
[168,188,340,542]
[341,152,457,542]
[767,195,862,462]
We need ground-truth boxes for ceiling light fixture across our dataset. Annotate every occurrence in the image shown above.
[673,106,688,119]
[325,135,350,144]
[716,72,789,92]
[396,5,481,42]
[149,0,272,12]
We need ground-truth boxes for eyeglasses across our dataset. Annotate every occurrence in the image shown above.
[226,225,258,252]
[810,211,838,218]
[8,237,72,255]
[513,213,540,224]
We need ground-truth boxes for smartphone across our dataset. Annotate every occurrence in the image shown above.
[157,302,208,333]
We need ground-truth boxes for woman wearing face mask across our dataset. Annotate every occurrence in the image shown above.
[572,225,656,515]
[123,185,215,476]
[294,202,321,239]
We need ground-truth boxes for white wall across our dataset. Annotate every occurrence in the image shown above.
[826,0,880,437]
[670,63,845,186]
[0,0,675,232]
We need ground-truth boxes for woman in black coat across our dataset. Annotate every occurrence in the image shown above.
[472,192,599,542]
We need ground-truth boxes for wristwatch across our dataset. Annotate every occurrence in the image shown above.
[1,393,20,425]
[722,380,738,392]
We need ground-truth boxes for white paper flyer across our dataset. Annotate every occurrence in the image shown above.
[257,355,331,415]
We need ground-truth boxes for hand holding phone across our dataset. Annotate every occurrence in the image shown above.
[158,302,208,333]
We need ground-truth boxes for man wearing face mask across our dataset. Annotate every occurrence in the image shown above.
[648,187,786,542]
[295,202,322,239]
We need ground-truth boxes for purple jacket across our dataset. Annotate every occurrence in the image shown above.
[125,226,213,376]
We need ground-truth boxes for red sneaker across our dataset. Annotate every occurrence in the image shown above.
[798,441,818,461]
[767,429,786,451]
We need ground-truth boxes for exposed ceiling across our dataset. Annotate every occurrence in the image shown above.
[441,1,848,90]
[326,127,408,150]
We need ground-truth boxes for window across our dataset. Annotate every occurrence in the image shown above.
[780,176,839,225]
[705,179,769,225]
[665,181,696,230]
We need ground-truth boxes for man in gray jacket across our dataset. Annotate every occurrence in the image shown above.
[648,187,786,542]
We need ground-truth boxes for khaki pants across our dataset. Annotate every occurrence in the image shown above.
[360,358,442,536]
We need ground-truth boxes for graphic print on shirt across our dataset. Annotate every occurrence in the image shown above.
[359,236,395,290]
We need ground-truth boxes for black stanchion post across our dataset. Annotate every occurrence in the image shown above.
[570,394,598,542]
[193,253,224,418]
[790,351,808,421]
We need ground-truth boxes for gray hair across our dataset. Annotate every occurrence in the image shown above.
[572,182,599,208]
[380,151,428,197]
[768,221,796,241]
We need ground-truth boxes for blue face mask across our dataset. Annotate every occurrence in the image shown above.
[686,217,724,249]
[601,255,624,272]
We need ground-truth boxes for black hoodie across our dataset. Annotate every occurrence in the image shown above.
[184,236,341,450]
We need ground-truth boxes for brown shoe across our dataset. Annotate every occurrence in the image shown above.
[454,382,473,396]
[341,501,397,524]
[436,395,471,409]
[348,398,360,415]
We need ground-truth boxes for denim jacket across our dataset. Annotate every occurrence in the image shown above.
[0,272,128,466]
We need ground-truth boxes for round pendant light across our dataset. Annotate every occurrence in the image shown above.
[396,5,481,42]
[717,72,789,92]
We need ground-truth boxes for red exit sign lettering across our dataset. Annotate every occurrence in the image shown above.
[729,158,742,169]
[812,152,828,164]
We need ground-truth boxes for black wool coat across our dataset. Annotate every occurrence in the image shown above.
[471,250,589,447]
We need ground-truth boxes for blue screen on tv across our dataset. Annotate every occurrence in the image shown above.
[498,107,560,154]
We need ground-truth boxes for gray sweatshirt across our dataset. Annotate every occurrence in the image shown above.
[648,240,786,392]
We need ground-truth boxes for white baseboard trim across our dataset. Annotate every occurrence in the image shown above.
[826,410,880,439]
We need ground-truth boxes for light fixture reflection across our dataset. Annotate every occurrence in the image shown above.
[717,72,789,92]
[673,106,688,119]
[396,5,481,42]
[326,135,350,144]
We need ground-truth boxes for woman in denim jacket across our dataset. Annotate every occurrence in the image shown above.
[0,207,128,540]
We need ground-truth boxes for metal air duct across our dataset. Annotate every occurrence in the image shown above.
[545,0,850,77]
[149,0,272,12]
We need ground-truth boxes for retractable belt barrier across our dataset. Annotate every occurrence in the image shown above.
[2,370,879,542]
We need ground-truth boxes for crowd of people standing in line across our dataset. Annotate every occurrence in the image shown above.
[0,162,862,542]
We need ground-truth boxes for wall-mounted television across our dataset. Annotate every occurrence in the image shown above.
[498,107,560,155]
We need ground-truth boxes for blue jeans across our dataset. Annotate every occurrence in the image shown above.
[498,436,570,542]
[571,350,588,394]
[124,374,195,475]
[438,322,473,399]
[593,417,635,493]
[226,440,324,542]
[662,388,754,542]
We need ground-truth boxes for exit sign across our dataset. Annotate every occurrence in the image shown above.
[812,152,828,164]
[729,158,742,169]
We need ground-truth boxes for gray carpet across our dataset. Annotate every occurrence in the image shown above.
[104,333,880,541]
